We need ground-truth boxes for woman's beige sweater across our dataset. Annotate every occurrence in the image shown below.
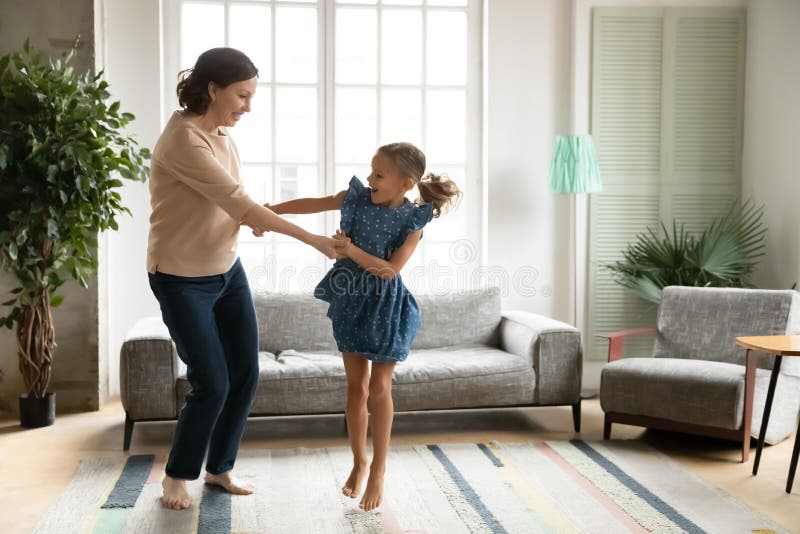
[146,111,257,276]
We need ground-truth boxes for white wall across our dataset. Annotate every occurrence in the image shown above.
[741,0,800,290]
[95,0,163,397]
[486,0,573,322]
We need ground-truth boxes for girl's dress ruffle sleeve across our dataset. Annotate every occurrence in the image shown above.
[392,201,434,251]
[339,176,365,234]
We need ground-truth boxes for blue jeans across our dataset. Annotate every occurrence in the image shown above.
[148,258,259,480]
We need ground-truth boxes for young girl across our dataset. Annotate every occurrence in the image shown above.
[266,142,461,511]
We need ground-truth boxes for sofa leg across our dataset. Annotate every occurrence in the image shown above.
[124,413,134,451]
[343,414,349,436]
[603,415,611,440]
[572,401,581,433]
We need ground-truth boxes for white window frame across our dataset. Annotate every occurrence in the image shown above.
[161,0,484,291]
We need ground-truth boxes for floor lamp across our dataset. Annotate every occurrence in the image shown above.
[549,135,602,327]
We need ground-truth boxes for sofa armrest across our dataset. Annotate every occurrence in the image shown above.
[120,317,181,420]
[499,311,582,405]
[597,327,656,362]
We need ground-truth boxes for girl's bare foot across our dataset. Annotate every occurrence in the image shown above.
[359,468,385,511]
[342,460,369,498]
[204,471,254,495]
[161,477,192,510]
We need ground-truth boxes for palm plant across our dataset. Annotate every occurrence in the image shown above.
[604,199,767,304]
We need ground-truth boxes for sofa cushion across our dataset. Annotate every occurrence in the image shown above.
[254,287,502,353]
[393,345,534,410]
[176,351,347,414]
[412,288,502,349]
[600,357,800,443]
[176,345,534,415]
[254,293,338,354]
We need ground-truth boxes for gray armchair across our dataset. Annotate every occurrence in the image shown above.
[600,286,800,462]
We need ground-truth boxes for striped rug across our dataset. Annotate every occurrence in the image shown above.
[34,440,789,534]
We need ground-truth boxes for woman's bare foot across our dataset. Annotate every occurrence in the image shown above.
[342,460,369,499]
[161,477,192,510]
[204,471,255,495]
[359,467,385,511]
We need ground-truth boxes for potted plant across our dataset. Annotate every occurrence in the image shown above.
[604,199,767,304]
[0,39,149,427]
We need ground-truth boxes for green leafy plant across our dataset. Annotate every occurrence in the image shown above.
[0,39,149,398]
[604,199,767,304]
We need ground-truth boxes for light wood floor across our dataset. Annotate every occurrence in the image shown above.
[1,397,798,533]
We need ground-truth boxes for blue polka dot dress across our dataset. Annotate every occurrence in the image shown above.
[314,176,434,363]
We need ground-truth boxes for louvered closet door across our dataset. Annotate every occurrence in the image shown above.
[588,8,664,361]
[587,7,746,361]
[660,8,745,231]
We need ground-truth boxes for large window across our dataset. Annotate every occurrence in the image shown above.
[163,0,482,293]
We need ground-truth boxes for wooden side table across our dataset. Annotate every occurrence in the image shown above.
[736,335,800,493]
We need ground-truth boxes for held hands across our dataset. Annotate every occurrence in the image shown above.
[307,231,351,261]
[248,203,271,237]
[313,235,338,260]
[332,230,352,259]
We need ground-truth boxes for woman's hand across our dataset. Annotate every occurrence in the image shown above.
[311,235,338,259]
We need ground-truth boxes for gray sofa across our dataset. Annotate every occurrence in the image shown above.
[120,287,583,450]
[601,286,800,461]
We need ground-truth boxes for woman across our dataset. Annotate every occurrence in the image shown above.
[146,47,335,510]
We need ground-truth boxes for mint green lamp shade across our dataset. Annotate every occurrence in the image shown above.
[549,135,602,194]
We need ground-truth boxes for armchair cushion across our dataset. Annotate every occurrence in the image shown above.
[601,357,800,444]
[601,358,748,430]
[652,286,800,376]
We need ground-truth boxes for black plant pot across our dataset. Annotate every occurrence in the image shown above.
[19,392,56,428]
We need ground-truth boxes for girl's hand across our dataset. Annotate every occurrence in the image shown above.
[243,222,267,237]
[332,235,347,259]
[332,230,352,258]
[331,232,346,259]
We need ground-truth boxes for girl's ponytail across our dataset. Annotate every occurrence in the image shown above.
[417,173,462,218]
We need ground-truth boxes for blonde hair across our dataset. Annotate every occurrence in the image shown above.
[377,142,462,218]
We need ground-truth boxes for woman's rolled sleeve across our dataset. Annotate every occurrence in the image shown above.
[170,130,258,221]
